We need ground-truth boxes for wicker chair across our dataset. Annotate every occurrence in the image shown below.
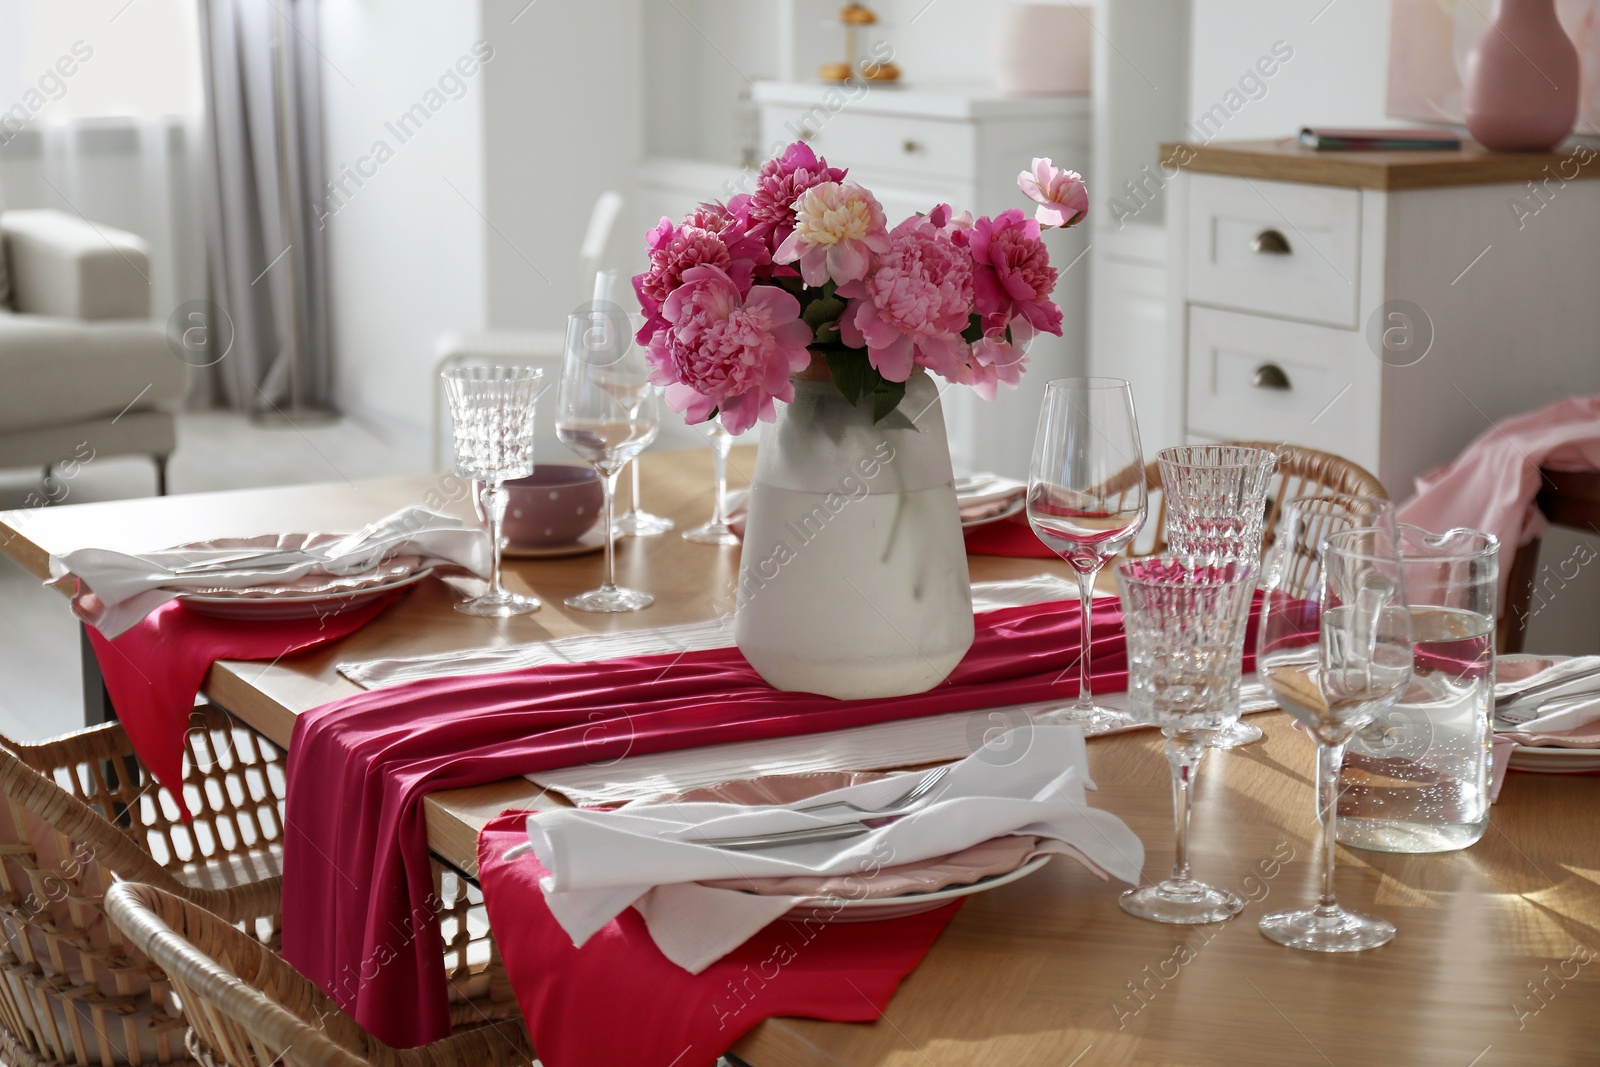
[0,706,289,1066]
[1131,440,1388,558]
[0,704,517,1066]
[104,883,534,1067]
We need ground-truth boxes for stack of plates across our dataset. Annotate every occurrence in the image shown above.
[173,534,434,621]
[1506,745,1600,773]
[663,771,1066,923]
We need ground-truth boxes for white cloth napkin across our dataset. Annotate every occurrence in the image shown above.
[49,505,489,638]
[1495,654,1600,735]
[519,725,1143,973]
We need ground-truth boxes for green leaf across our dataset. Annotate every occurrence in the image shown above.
[871,378,907,423]
[813,320,839,343]
[961,315,985,344]
[825,350,869,405]
[802,293,846,331]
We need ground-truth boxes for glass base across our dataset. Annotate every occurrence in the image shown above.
[1207,720,1264,748]
[1034,702,1138,733]
[455,590,541,617]
[1120,879,1244,924]
[1259,905,1395,952]
[565,585,654,613]
[616,509,675,537]
[683,519,740,546]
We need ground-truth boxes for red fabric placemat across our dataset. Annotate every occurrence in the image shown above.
[83,592,402,818]
[476,810,960,1067]
[963,514,1055,558]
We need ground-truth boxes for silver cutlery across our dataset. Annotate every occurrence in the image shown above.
[791,766,949,816]
[693,768,952,852]
[1493,664,1600,712]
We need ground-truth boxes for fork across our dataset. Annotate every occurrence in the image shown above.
[791,765,950,816]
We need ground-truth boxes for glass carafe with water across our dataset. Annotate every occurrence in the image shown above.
[1338,525,1499,853]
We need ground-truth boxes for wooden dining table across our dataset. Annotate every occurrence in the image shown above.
[2,447,1597,1067]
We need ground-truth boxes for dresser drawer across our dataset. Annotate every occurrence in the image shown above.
[1185,307,1379,471]
[1185,174,1361,329]
[760,107,975,185]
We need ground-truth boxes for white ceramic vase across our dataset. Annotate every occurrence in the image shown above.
[734,374,975,699]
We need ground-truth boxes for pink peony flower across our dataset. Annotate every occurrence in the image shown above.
[1018,158,1089,229]
[746,142,847,253]
[836,209,973,382]
[646,265,813,434]
[773,181,890,287]
[957,330,1028,401]
[970,209,1063,337]
[633,201,770,344]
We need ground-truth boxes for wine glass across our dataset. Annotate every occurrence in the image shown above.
[615,384,676,538]
[555,307,660,612]
[1259,522,1413,953]
[1116,556,1258,924]
[441,365,543,617]
[683,415,739,545]
[1157,444,1278,749]
[1027,378,1147,730]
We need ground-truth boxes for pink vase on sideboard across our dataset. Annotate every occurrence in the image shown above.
[1463,0,1580,151]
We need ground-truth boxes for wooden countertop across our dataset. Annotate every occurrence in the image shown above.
[1161,138,1600,190]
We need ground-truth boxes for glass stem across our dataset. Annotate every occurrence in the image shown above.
[1316,740,1348,914]
[600,469,621,593]
[628,458,642,517]
[711,431,730,525]
[1166,730,1205,883]
[1074,567,1099,711]
[482,479,508,599]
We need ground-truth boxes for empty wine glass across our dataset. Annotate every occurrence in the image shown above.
[615,451,675,537]
[1116,556,1258,924]
[1157,444,1278,749]
[1259,523,1413,953]
[556,307,660,612]
[683,415,739,545]
[441,365,543,617]
[1027,378,1147,730]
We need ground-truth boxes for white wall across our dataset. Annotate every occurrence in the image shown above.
[1188,0,1404,141]
[479,0,645,328]
[318,0,490,453]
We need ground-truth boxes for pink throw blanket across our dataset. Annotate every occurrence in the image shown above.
[1396,395,1600,601]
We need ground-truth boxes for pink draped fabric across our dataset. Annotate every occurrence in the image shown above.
[476,811,960,1067]
[280,595,1134,1047]
[83,593,401,818]
[1396,395,1600,601]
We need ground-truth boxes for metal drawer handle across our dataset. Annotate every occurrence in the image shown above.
[796,125,814,142]
[1251,229,1291,255]
[902,139,923,154]
[1252,363,1292,390]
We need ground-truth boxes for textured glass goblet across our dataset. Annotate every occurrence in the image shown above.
[1116,556,1257,924]
[442,365,543,616]
[1157,444,1278,748]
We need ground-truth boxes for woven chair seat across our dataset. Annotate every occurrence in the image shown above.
[106,883,534,1067]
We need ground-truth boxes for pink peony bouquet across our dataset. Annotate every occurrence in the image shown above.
[635,143,1087,434]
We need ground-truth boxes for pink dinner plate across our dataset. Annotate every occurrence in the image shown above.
[667,771,1069,922]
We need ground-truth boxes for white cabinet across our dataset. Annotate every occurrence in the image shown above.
[754,81,1092,479]
[1163,143,1600,497]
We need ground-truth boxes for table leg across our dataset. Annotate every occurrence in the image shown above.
[80,624,115,727]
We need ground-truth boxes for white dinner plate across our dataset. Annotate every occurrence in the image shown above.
[1507,745,1600,773]
[178,568,433,621]
[783,855,1053,923]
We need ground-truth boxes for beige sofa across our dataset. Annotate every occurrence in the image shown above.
[0,210,187,493]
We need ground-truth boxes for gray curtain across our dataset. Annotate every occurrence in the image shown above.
[196,0,332,412]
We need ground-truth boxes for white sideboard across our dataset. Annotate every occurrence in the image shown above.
[754,81,1091,479]
[1160,141,1600,498]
